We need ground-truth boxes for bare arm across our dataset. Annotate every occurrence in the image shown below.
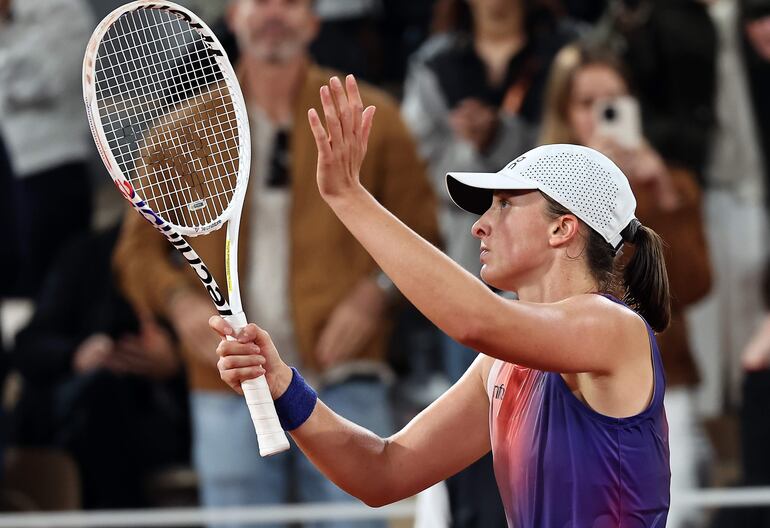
[294,361,491,506]
[210,319,491,507]
[308,76,645,375]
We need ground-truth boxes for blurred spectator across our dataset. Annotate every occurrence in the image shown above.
[743,0,770,347]
[402,0,576,381]
[730,263,770,527]
[0,331,6,487]
[681,0,769,424]
[10,222,189,509]
[113,1,439,527]
[402,1,576,526]
[716,3,770,525]
[0,131,18,301]
[309,0,384,84]
[308,0,437,92]
[600,0,717,182]
[562,0,608,23]
[742,0,770,204]
[539,41,713,528]
[717,271,770,526]
[0,129,14,486]
[0,0,94,298]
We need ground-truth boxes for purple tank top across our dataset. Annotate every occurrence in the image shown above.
[487,296,670,527]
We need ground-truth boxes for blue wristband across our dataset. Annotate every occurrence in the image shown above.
[273,367,318,431]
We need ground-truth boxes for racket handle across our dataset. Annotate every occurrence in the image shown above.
[224,313,291,457]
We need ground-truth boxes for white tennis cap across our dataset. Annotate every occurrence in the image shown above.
[446,144,637,249]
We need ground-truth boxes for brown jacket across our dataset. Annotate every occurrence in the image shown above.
[113,64,441,391]
[632,166,712,387]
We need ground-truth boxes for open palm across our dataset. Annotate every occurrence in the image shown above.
[307,75,376,201]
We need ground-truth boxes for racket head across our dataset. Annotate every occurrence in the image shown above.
[83,0,250,237]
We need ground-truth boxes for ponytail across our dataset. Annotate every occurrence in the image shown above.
[621,224,671,333]
[542,193,671,331]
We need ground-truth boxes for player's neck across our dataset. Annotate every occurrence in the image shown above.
[515,263,599,304]
[240,54,308,125]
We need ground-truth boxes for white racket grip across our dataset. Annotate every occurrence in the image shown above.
[223,313,290,457]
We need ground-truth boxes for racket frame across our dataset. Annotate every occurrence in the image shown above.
[83,0,290,456]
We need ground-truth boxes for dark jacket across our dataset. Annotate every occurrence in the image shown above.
[742,24,770,204]
[617,0,718,180]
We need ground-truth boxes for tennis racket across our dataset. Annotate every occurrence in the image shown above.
[83,0,290,457]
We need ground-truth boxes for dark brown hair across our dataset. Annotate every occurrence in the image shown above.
[542,193,671,332]
[430,0,562,37]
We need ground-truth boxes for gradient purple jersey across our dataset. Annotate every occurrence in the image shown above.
[487,296,670,527]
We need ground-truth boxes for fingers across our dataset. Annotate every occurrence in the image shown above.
[218,353,265,371]
[214,325,269,393]
[361,106,376,151]
[250,324,274,351]
[311,76,373,152]
[346,74,363,138]
[220,366,265,394]
[209,315,234,339]
[235,323,260,343]
[330,76,354,146]
[308,108,332,159]
[315,321,337,367]
[216,338,261,358]
[318,324,356,368]
[316,311,369,368]
[320,84,344,148]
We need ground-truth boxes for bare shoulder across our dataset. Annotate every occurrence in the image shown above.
[558,294,647,329]
[555,294,651,363]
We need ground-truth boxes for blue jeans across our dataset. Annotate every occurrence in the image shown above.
[191,378,393,528]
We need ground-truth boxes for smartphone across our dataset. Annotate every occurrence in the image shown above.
[594,96,642,149]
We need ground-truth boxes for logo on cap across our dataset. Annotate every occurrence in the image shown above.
[506,155,526,171]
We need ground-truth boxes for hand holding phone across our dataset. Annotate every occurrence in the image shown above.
[594,96,642,149]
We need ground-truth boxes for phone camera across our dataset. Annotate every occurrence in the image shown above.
[603,105,618,122]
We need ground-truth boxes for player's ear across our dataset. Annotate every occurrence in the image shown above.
[548,214,580,248]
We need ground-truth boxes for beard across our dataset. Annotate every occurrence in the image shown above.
[253,41,304,64]
[236,21,305,64]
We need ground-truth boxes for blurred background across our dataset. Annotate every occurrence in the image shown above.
[2,0,770,526]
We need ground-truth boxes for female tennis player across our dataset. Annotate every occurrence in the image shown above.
[210,75,671,526]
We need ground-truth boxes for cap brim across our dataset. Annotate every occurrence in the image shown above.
[446,171,538,215]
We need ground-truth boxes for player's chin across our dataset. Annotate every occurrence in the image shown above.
[479,267,511,293]
[479,266,498,288]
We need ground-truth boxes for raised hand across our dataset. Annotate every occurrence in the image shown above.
[449,98,499,152]
[308,75,376,201]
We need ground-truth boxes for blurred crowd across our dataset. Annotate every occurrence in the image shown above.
[1,0,770,527]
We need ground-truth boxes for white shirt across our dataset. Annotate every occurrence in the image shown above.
[707,0,765,204]
[245,107,300,368]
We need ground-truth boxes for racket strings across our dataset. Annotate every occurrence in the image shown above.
[107,9,236,225]
[93,7,243,229]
